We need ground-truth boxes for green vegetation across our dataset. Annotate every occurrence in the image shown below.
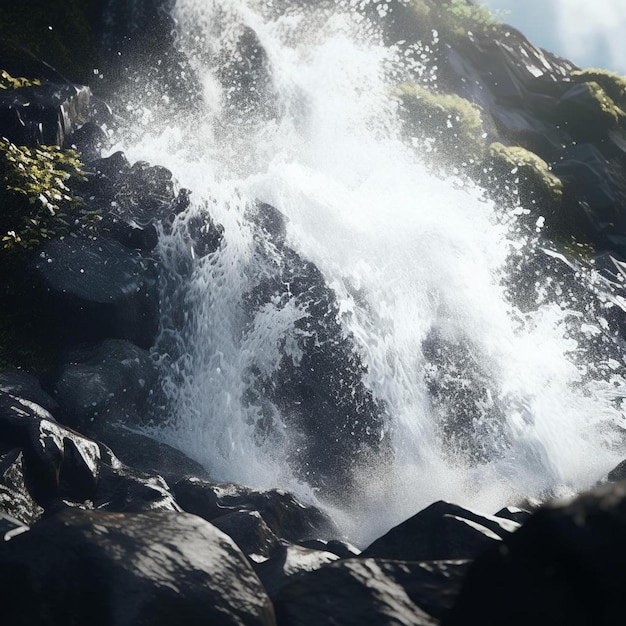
[570,69,626,110]
[0,139,88,250]
[488,142,563,204]
[0,70,41,90]
[398,83,487,168]
[440,0,499,35]
[558,80,626,139]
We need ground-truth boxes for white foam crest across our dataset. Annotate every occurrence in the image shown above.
[116,0,626,544]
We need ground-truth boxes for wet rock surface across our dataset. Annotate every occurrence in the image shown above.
[32,237,159,349]
[0,508,277,626]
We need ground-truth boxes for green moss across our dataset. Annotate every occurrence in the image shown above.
[558,80,626,139]
[398,83,487,168]
[571,69,626,110]
[488,142,563,203]
[0,138,88,251]
[440,0,499,36]
[0,70,41,90]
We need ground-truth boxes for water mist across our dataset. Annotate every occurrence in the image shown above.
[114,0,626,545]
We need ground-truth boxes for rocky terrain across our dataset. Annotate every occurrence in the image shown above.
[3,1,626,624]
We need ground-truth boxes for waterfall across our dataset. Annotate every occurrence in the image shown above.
[113,0,626,545]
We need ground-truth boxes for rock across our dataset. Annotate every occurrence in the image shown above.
[0,80,92,147]
[32,237,159,349]
[212,510,280,563]
[299,538,361,559]
[52,339,158,434]
[494,505,533,524]
[275,558,449,626]
[172,477,338,542]
[80,154,186,251]
[92,425,211,484]
[0,370,59,414]
[93,463,180,513]
[0,508,277,626]
[445,481,626,625]
[0,449,43,525]
[361,501,518,562]
[254,542,339,598]
[243,202,390,499]
[0,391,101,507]
[607,459,626,482]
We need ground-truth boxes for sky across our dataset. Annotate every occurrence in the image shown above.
[479,0,626,76]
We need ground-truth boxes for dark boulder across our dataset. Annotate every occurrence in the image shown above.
[79,154,188,251]
[607,458,626,482]
[254,542,339,599]
[0,391,100,507]
[52,339,158,434]
[299,538,361,559]
[445,481,626,626]
[0,79,92,147]
[0,449,43,525]
[0,508,277,626]
[242,202,390,500]
[93,463,180,513]
[32,237,159,349]
[0,370,59,414]
[275,558,461,625]
[92,425,211,484]
[361,501,518,562]
[172,476,338,543]
[494,505,533,524]
[212,509,280,563]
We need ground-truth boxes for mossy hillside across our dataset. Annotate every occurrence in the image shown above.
[0,0,100,85]
[398,83,488,170]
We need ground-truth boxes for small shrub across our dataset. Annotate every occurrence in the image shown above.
[0,138,87,250]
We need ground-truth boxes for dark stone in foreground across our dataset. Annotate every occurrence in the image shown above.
[53,339,158,434]
[33,237,159,349]
[0,80,91,147]
[445,481,626,626]
[361,501,518,562]
[275,558,465,625]
[0,391,101,507]
[173,476,338,543]
[0,508,276,626]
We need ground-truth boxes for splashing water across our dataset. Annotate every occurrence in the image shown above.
[115,0,626,545]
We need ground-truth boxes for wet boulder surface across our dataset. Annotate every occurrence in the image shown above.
[0,508,277,626]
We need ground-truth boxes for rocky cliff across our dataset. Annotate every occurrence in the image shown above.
[2,1,626,624]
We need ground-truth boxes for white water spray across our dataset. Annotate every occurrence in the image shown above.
[117,0,626,545]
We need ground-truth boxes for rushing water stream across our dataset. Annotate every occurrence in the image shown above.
[114,0,626,545]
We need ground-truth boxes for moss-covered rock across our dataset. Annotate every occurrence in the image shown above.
[570,69,626,110]
[558,81,626,140]
[488,142,564,204]
[398,83,487,169]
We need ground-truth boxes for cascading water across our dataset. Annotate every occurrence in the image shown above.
[114,0,626,545]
